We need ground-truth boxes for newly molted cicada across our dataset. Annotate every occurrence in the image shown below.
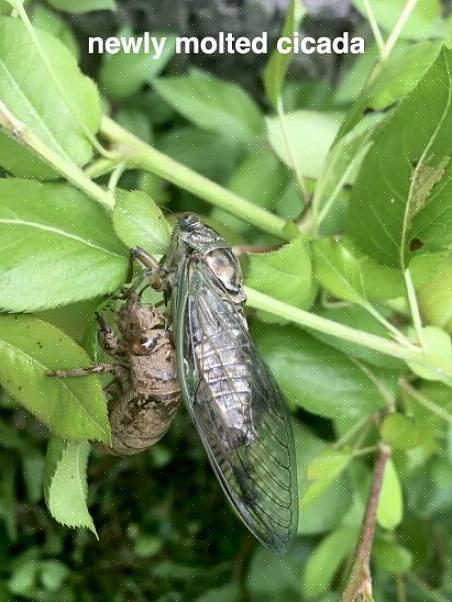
[49,292,180,456]
[134,214,298,553]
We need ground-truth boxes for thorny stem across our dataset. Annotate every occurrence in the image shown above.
[0,101,114,209]
[340,445,391,602]
[100,115,299,241]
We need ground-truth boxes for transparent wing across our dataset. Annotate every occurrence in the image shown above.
[178,262,298,553]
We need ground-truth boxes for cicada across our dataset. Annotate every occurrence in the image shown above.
[49,291,180,456]
[134,214,298,553]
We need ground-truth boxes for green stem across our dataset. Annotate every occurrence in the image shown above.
[368,0,420,84]
[380,0,419,62]
[84,156,121,179]
[0,100,114,210]
[404,269,425,346]
[100,116,298,241]
[245,286,421,362]
[361,0,385,55]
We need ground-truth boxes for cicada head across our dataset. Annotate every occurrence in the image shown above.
[117,293,166,353]
[177,213,226,252]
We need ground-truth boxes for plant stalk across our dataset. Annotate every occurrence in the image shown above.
[100,115,298,241]
[340,445,391,602]
[0,101,114,210]
[245,287,420,361]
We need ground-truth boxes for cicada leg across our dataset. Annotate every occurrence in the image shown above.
[47,363,130,389]
[95,311,127,356]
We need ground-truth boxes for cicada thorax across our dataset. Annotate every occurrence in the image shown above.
[188,250,256,451]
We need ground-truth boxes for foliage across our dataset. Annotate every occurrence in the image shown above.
[0,0,452,601]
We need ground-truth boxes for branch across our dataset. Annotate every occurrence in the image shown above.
[340,445,391,602]
[100,115,299,241]
[0,101,114,210]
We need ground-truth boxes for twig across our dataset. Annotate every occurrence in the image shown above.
[395,575,408,602]
[0,100,114,209]
[340,445,391,602]
[100,115,297,241]
[367,0,420,84]
[381,0,419,62]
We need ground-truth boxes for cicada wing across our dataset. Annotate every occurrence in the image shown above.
[176,264,298,554]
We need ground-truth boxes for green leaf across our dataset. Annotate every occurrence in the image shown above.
[266,111,341,179]
[263,0,306,108]
[0,315,110,442]
[22,452,45,503]
[44,438,96,535]
[0,179,128,312]
[113,189,171,255]
[313,114,381,225]
[0,16,100,179]
[161,126,242,182]
[374,538,413,574]
[7,559,38,597]
[348,48,452,268]
[247,547,302,597]
[153,71,264,143]
[245,236,314,323]
[100,32,175,99]
[295,425,352,535]
[302,448,352,506]
[115,108,153,143]
[339,42,441,138]
[352,0,442,40]
[197,583,240,602]
[407,326,452,385]
[381,413,422,450]
[39,560,69,592]
[47,0,115,13]
[0,460,16,540]
[303,527,357,598]
[32,5,79,58]
[306,448,352,481]
[377,458,403,530]
[252,323,387,419]
[418,256,452,334]
[210,146,288,233]
[334,44,380,106]
[312,237,404,304]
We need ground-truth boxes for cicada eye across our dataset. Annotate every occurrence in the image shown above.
[179,213,198,230]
